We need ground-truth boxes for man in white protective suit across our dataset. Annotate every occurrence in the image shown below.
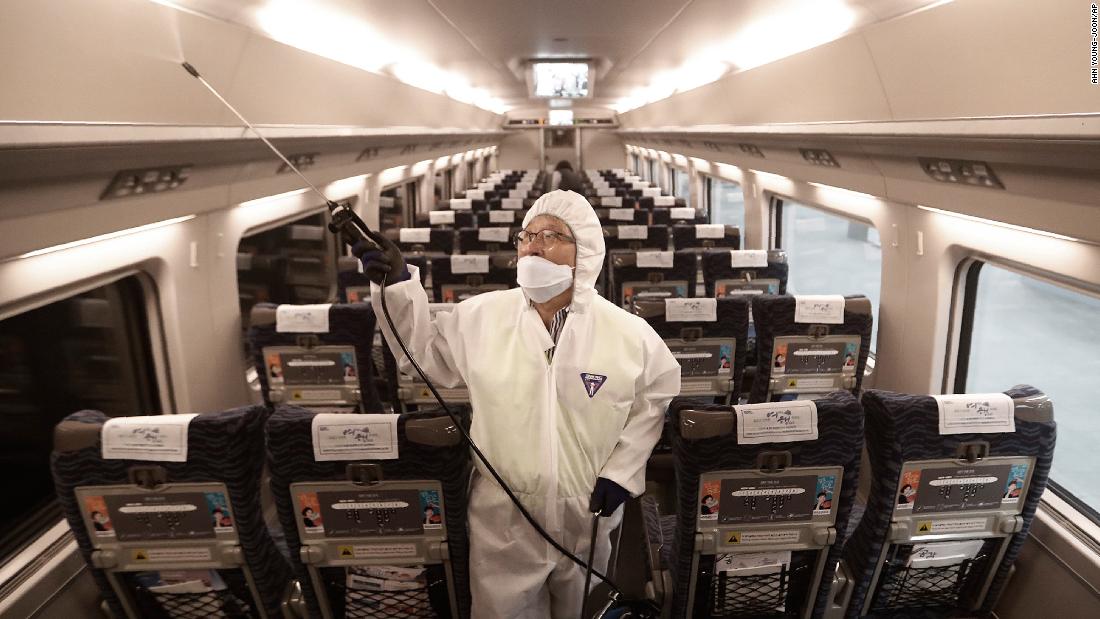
[355,190,681,618]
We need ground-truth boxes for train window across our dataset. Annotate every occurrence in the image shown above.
[631,154,640,176]
[707,177,744,231]
[466,160,476,186]
[0,276,159,560]
[237,208,342,331]
[956,262,1100,522]
[647,158,656,183]
[434,167,452,204]
[674,167,691,203]
[775,198,882,350]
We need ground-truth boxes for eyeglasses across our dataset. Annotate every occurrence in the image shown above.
[513,229,576,249]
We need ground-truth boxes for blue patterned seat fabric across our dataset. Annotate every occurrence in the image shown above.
[265,404,473,619]
[843,386,1056,618]
[50,406,292,619]
[664,391,864,619]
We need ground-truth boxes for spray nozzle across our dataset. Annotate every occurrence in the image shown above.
[181,61,200,78]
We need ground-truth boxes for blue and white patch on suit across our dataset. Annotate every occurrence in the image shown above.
[580,373,608,398]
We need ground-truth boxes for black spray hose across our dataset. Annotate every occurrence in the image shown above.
[580,512,600,619]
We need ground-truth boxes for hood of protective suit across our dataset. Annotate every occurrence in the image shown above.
[521,190,605,310]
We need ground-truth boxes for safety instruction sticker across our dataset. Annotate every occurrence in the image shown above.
[722,529,801,545]
[275,303,332,333]
[665,298,718,322]
[502,197,524,209]
[934,393,1015,435]
[489,210,515,223]
[636,251,674,268]
[610,208,636,221]
[730,250,769,268]
[132,547,212,563]
[398,228,431,244]
[654,196,675,206]
[601,196,623,206]
[671,207,696,219]
[450,198,473,210]
[101,414,198,462]
[794,295,845,324]
[914,517,988,536]
[451,255,490,274]
[618,225,648,239]
[695,224,726,239]
[337,544,418,559]
[734,401,819,444]
[311,413,399,461]
[478,227,510,242]
[429,210,455,224]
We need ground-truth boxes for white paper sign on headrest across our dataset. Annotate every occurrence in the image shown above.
[730,250,769,268]
[466,189,485,200]
[515,183,533,191]
[451,254,490,274]
[601,196,622,207]
[399,228,431,244]
[933,393,1015,435]
[276,303,332,333]
[618,225,648,240]
[102,414,199,462]
[609,208,636,221]
[665,297,717,322]
[794,295,845,324]
[429,210,456,225]
[735,401,819,444]
[695,224,726,239]
[642,188,662,197]
[489,210,515,223]
[477,183,495,191]
[478,227,511,242]
[598,188,617,197]
[312,413,399,461]
[450,198,473,211]
[502,198,524,209]
[654,196,675,206]
[671,207,696,219]
[509,189,528,198]
[636,251,674,268]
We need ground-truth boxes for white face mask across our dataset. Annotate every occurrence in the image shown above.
[516,255,574,303]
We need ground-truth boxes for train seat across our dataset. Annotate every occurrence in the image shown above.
[651,206,704,226]
[702,249,789,298]
[602,223,672,253]
[597,206,648,226]
[456,226,516,255]
[839,386,1056,619]
[643,392,864,618]
[428,254,517,303]
[248,303,385,414]
[395,227,457,256]
[671,223,741,251]
[633,296,750,406]
[266,405,473,619]
[608,249,698,310]
[749,295,873,403]
[51,407,293,619]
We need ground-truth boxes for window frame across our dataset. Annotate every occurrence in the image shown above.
[949,255,1100,527]
[0,270,166,564]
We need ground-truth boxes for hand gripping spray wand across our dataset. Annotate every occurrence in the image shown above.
[180,62,654,619]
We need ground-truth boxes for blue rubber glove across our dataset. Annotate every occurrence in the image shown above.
[351,229,410,285]
[589,477,631,517]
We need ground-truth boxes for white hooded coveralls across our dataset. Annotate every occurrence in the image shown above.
[371,190,681,618]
